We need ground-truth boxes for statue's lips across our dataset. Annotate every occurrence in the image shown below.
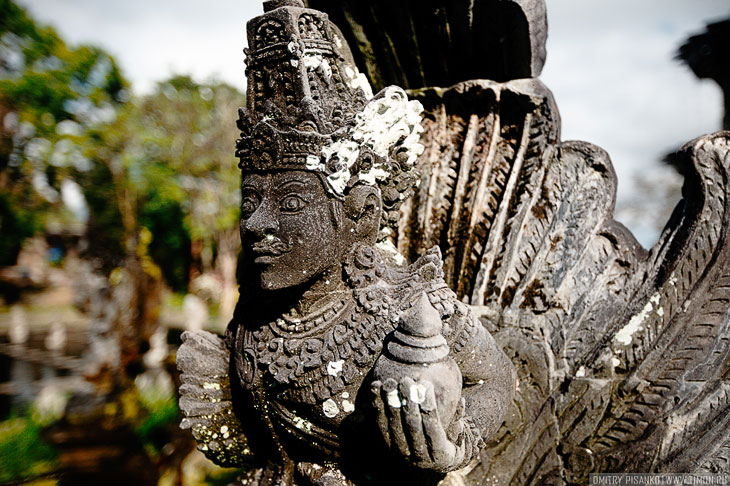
[253,254,281,265]
[250,238,292,264]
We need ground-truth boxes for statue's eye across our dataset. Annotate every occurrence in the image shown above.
[241,194,260,218]
[280,194,307,213]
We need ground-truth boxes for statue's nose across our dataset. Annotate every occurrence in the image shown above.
[245,202,279,237]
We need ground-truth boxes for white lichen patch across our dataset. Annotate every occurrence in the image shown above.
[203,382,221,390]
[323,398,340,418]
[301,52,332,80]
[353,86,424,166]
[614,292,661,346]
[327,359,344,376]
[386,388,402,408]
[315,140,360,194]
[376,239,406,265]
[358,166,390,186]
[408,383,427,404]
[293,416,314,432]
[306,155,320,169]
[575,366,586,378]
[342,399,355,413]
[315,86,424,197]
[288,39,333,78]
[344,66,373,100]
[611,357,621,368]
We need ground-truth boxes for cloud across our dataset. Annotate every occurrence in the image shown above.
[16,0,262,93]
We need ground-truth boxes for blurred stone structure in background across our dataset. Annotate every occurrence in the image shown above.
[678,16,730,131]
[178,0,730,485]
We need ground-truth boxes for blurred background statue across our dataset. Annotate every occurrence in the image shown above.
[678,16,730,131]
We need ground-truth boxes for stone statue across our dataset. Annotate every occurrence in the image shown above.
[179,0,730,484]
[177,1,515,485]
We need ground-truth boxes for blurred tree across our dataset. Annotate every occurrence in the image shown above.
[113,75,243,315]
[0,0,128,265]
[61,74,244,486]
[0,1,243,314]
[0,4,243,482]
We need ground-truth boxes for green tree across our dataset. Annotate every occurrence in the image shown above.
[138,76,242,312]
[0,0,128,265]
[90,75,243,314]
[0,1,243,318]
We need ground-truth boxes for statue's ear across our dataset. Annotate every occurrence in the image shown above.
[344,184,382,241]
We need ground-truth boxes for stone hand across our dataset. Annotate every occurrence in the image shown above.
[371,376,472,472]
[297,462,355,486]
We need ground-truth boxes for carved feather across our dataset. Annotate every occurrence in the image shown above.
[395,76,730,483]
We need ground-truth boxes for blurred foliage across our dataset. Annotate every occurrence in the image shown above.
[0,190,41,265]
[0,1,245,483]
[134,372,179,450]
[84,74,243,289]
[200,469,242,486]
[136,395,179,449]
[0,413,58,483]
[0,0,128,265]
[0,0,243,295]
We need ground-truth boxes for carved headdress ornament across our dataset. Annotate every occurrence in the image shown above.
[236,0,425,235]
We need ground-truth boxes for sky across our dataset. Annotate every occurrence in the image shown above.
[16,0,729,247]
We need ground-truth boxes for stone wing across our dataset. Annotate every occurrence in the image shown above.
[401,82,730,483]
[303,0,730,482]
[578,133,730,476]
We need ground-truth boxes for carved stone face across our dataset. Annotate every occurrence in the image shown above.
[240,170,349,290]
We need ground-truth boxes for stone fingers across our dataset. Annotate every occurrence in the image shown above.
[370,380,391,449]
[373,377,466,470]
[399,377,429,464]
[420,381,463,470]
[445,397,465,443]
[381,378,411,458]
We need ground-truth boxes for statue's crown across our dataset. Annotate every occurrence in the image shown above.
[236,0,425,203]
[237,1,370,173]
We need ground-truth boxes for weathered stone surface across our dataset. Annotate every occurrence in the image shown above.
[178,1,730,484]
[303,0,547,90]
[399,74,730,484]
[178,2,516,485]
